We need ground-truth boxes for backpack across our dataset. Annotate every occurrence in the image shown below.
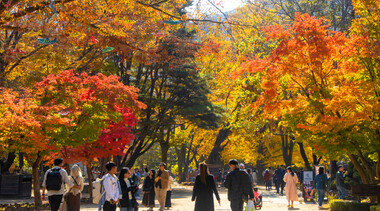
[92,178,105,204]
[46,168,62,191]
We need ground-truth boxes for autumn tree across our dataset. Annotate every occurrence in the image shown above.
[0,69,144,204]
[237,13,379,185]
[0,88,71,205]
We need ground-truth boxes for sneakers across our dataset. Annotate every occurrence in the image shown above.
[318,205,323,209]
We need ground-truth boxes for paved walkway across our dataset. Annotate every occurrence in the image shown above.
[80,185,329,211]
[0,186,329,210]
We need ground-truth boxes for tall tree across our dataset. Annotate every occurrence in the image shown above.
[237,13,379,184]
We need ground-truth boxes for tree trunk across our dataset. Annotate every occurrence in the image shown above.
[86,164,94,199]
[125,152,141,168]
[377,150,380,180]
[357,150,375,183]
[19,152,24,169]
[177,145,186,183]
[32,153,43,206]
[313,154,323,166]
[1,152,16,173]
[206,127,231,164]
[279,126,294,167]
[113,155,122,170]
[348,154,369,184]
[160,141,170,163]
[256,138,266,185]
[330,160,338,181]
[298,142,312,170]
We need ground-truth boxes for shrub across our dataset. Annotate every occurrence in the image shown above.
[330,200,376,211]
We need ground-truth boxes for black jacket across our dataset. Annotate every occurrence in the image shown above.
[119,177,138,208]
[142,176,155,192]
[336,171,346,187]
[223,168,254,201]
[274,168,285,182]
[192,175,220,211]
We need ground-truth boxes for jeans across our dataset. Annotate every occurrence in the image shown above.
[230,198,244,211]
[48,194,63,211]
[337,186,346,199]
[103,201,116,211]
[317,189,325,206]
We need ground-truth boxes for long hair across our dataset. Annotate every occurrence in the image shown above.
[199,163,208,184]
[151,169,156,178]
[319,167,324,175]
[287,166,294,176]
[70,164,82,178]
[119,167,129,180]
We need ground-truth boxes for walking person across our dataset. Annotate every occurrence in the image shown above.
[336,165,347,199]
[102,162,120,211]
[155,163,169,211]
[142,170,156,210]
[274,165,286,195]
[223,159,254,211]
[252,169,258,185]
[66,164,84,211]
[132,168,141,200]
[314,167,329,208]
[119,167,138,211]
[268,167,274,189]
[165,173,174,209]
[246,169,254,187]
[263,169,271,190]
[192,163,220,211]
[42,158,74,211]
[283,167,299,208]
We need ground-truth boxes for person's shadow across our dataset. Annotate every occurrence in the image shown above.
[288,208,300,210]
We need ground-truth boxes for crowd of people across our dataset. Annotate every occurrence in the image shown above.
[41,158,347,211]
[42,159,173,211]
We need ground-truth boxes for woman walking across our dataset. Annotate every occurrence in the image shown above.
[283,167,298,208]
[66,165,84,211]
[192,163,220,211]
[142,170,156,211]
[264,169,271,190]
[119,167,138,211]
[314,167,329,208]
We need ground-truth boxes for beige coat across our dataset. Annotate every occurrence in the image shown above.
[156,170,169,190]
[283,173,299,201]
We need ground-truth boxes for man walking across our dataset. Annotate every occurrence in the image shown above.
[155,162,169,211]
[42,158,74,211]
[314,167,329,208]
[336,165,347,199]
[224,159,254,211]
[274,165,286,195]
[102,162,120,211]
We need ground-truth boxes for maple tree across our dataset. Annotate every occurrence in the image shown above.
[236,12,379,184]
[0,69,144,204]
[0,88,71,205]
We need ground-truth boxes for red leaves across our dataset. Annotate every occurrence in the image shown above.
[1,69,145,165]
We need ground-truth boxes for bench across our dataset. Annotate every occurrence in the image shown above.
[351,184,380,202]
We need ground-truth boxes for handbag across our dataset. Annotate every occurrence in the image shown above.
[245,200,255,211]
[60,176,78,211]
